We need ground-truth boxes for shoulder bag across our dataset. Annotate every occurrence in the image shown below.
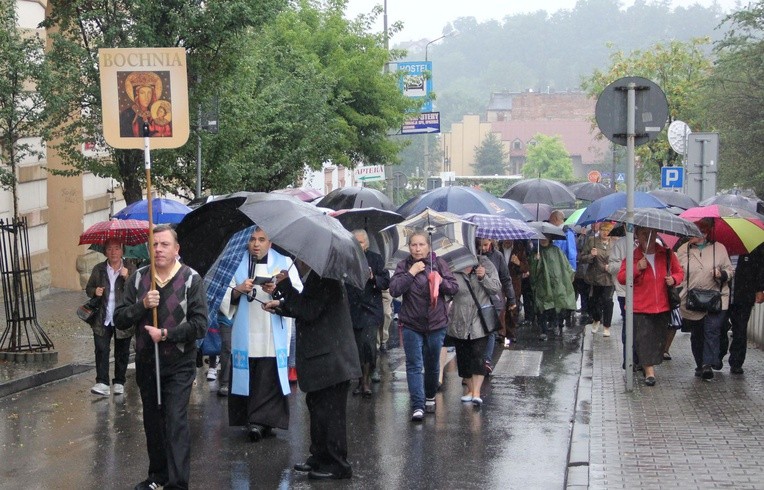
[76,296,101,323]
[464,271,499,334]
[685,244,722,313]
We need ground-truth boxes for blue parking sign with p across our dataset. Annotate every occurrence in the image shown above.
[661,167,684,188]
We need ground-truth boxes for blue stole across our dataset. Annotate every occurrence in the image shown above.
[231,249,290,397]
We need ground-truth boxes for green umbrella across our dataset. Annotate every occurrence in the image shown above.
[565,208,585,226]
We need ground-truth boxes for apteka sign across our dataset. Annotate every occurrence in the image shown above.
[98,47,190,150]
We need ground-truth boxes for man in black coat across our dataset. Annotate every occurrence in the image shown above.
[719,242,764,374]
[264,261,361,480]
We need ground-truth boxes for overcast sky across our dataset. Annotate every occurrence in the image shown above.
[345,0,744,41]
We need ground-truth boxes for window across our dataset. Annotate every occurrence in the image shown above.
[512,138,522,150]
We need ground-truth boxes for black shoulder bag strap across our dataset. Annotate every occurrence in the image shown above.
[464,272,492,335]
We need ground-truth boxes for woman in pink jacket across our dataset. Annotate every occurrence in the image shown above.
[618,226,684,386]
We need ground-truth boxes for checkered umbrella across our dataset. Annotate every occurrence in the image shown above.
[78,219,152,246]
[380,208,478,271]
[608,208,702,237]
[461,213,542,240]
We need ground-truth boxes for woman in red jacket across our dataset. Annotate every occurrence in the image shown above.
[618,226,684,386]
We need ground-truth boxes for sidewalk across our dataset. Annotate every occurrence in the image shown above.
[577,313,764,489]
[0,288,95,397]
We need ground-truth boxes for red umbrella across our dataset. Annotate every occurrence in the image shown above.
[79,219,152,246]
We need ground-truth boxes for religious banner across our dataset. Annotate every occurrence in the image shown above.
[98,47,189,149]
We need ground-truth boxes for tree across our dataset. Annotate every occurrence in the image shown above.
[0,0,55,217]
[702,2,764,197]
[521,134,573,180]
[472,133,507,175]
[580,38,714,186]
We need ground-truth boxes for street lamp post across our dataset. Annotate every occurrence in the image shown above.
[422,31,457,187]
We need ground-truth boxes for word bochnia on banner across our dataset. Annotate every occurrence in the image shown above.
[98,48,189,150]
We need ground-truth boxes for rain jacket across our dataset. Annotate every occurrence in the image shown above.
[529,243,576,313]
[447,256,501,340]
[580,236,614,286]
[617,244,684,314]
[676,241,734,321]
[389,254,458,334]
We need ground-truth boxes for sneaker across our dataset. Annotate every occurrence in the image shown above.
[112,383,125,395]
[503,338,511,348]
[472,396,483,406]
[602,327,611,337]
[590,321,601,333]
[91,383,110,396]
[539,333,548,341]
[701,365,714,380]
[460,395,473,403]
[370,369,381,383]
[206,369,217,381]
[217,386,229,397]
[134,479,163,490]
[411,409,424,422]
[424,398,436,413]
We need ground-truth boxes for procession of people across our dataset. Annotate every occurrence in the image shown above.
[80,185,764,489]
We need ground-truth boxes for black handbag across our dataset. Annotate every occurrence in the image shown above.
[76,296,101,323]
[685,244,723,313]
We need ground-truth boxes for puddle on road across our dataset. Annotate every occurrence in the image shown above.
[493,350,543,377]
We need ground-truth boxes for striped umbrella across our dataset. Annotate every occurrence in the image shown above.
[380,208,478,271]
[461,213,542,240]
[679,205,764,255]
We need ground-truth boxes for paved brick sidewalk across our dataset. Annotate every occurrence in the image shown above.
[585,316,764,489]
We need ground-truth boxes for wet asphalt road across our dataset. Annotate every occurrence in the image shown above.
[0,322,584,489]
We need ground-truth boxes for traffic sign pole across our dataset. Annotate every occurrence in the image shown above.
[625,83,636,393]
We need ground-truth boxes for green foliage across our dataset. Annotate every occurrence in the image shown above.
[580,38,713,187]
[521,134,573,180]
[0,0,57,216]
[701,1,764,197]
[472,133,507,176]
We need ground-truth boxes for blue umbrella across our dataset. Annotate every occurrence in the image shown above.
[397,186,534,221]
[113,197,192,224]
[575,192,667,226]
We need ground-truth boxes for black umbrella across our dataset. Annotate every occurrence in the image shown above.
[648,189,699,210]
[329,207,404,255]
[177,192,369,288]
[396,185,533,221]
[700,194,764,216]
[317,186,395,211]
[502,178,577,208]
[571,182,615,202]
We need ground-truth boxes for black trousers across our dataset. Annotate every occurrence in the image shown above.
[720,302,753,369]
[136,354,196,489]
[305,381,352,477]
[589,285,614,327]
[93,328,130,386]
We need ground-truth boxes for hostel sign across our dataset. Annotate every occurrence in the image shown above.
[99,47,190,149]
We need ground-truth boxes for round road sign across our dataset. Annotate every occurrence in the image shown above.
[588,170,601,183]
[595,76,669,147]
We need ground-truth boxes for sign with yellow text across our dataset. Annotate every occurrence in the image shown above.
[98,47,189,149]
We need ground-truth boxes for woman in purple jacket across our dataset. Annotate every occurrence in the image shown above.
[389,231,459,422]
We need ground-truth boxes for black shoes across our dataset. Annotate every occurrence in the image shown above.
[712,362,723,371]
[731,366,744,374]
[308,470,352,480]
[134,480,164,490]
[293,462,316,472]
[247,424,273,442]
[701,365,714,380]
[645,376,656,386]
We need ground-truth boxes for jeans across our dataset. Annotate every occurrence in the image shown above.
[94,328,130,386]
[402,327,446,411]
[719,303,753,369]
[688,311,726,368]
